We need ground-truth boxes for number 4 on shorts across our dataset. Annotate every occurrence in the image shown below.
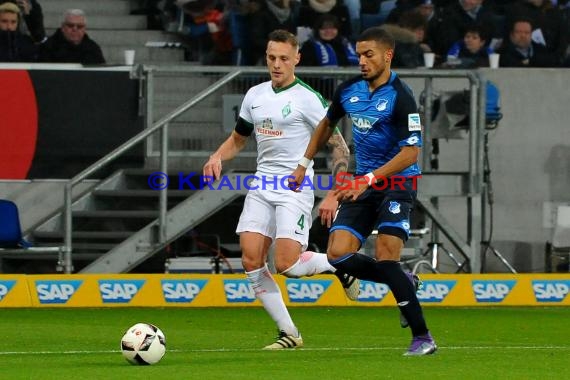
[297,214,305,230]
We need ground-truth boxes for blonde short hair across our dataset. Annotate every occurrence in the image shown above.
[0,2,20,15]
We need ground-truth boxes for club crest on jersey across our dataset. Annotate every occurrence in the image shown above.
[408,113,422,131]
[389,201,401,214]
[376,99,388,111]
[282,102,291,118]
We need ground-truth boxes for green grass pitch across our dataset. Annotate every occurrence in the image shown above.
[0,307,567,379]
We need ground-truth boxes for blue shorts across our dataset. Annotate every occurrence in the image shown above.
[330,178,416,246]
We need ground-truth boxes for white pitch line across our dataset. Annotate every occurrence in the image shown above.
[0,346,568,355]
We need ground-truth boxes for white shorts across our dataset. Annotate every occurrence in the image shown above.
[236,187,314,249]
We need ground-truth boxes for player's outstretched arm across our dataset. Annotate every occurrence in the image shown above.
[289,117,334,191]
[203,131,248,181]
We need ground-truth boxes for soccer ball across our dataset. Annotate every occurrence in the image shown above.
[120,323,166,365]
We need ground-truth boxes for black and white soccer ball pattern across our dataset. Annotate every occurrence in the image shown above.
[121,323,166,365]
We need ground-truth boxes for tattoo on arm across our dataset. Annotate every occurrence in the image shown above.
[326,127,350,186]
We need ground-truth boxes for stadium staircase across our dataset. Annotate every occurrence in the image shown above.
[24,169,247,273]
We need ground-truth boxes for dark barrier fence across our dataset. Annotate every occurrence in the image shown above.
[0,67,143,179]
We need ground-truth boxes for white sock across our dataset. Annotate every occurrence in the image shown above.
[246,264,298,337]
[280,251,336,278]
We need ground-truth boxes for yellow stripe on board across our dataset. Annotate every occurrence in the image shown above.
[0,274,568,307]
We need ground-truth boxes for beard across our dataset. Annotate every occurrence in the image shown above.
[362,67,384,83]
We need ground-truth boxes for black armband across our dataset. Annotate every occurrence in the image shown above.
[235,117,254,137]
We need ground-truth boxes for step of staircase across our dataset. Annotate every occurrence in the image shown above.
[44,14,147,30]
[35,230,135,240]
[92,189,194,197]
[102,46,185,65]
[73,210,159,218]
[42,0,132,16]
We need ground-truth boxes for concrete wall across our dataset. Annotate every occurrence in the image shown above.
[403,69,570,272]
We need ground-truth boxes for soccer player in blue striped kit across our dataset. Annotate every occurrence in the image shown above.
[289,26,437,356]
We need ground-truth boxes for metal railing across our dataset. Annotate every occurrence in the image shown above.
[62,65,486,273]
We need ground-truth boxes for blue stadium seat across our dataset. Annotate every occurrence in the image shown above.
[0,199,31,248]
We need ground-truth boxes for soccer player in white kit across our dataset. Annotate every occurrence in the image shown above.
[203,29,359,349]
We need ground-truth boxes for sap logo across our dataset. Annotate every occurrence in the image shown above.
[98,280,145,303]
[224,280,256,303]
[358,281,390,302]
[36,280,83,304]
[0,280,16,301]
[350,114,378,134]
[532,280,570,302]
[353,117,371,130]
[417,280,456,303]
[286,279,332,303]
[472,280,516,303]
[161,279,207,303]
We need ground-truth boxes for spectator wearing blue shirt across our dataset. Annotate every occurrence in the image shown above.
[445,23,492,68]
[299,13,358,67]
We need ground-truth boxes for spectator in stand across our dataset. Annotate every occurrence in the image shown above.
[505,0,568,65]
[0,0,45,43]
[39,9,105,65]
[429,0,499,58]
[130,0,163,30]
[391,1,449,65]
[176,0,233,65]
[226,0,263,65]
[299,13,357,67]
[0,1,37,61]
[498,18,559,68]
[249,0,298,65]
[386,0,423,23]
[297,0,352,40]
[343,0,361,40]
[380,9,428,68]
[299,13,358,98]
[360,0,397,30]
[443,23,491,68]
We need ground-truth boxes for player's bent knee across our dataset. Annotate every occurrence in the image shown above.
[274,258,298,275]
[327,245,349,261]
[241,255,265,272]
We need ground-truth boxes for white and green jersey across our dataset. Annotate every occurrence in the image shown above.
[239,77,329,178]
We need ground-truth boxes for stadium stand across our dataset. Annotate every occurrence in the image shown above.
[41,0,186,64]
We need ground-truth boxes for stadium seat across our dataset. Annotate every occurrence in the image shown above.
[0,199,31,248]
[0,199,64,272]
